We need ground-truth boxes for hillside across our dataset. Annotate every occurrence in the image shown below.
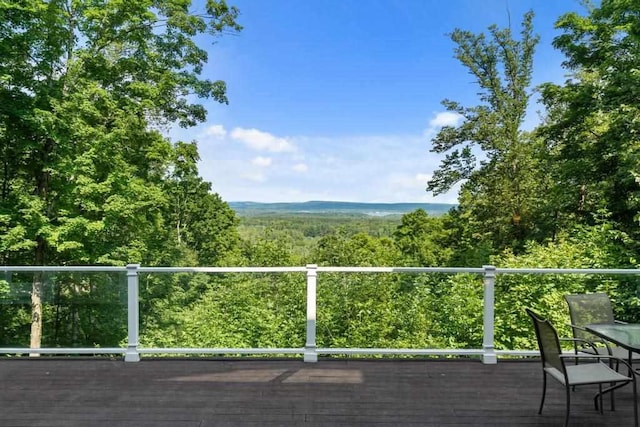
[229,201,455,217]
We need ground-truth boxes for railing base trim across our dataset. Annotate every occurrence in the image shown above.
[138,348,305,355]
[0,348,125,355]
[316,348,484,356]
[0,347,544,360]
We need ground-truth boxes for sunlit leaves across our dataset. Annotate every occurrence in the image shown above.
[540,0,640,240]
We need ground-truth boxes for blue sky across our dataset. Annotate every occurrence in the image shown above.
[172,0,585,203]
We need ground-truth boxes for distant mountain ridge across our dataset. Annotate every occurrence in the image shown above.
[229,201,455,217]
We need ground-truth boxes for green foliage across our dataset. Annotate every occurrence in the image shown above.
[315,232,402,267]
[492,224,640,350]
[317,273,448,350]
[238,214,401,265]
[428,11,554,253]
[239,232,296,267]
[140,272,306,349]
[3,0,640,358]
[539,0,640,241]
[0,272,126,347]
[439,202,494,267]
[0,0,242,348]
[0,0,242,267]
[393,209,452,266]
[428,273,484,348]
[162,141,240,266]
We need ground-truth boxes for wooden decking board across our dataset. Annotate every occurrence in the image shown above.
[0,358,637,426]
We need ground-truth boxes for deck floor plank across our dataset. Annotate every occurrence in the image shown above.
[0,358,637,426]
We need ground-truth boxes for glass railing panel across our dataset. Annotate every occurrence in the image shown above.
[493,271,640,352]
[316,271,484,351]
[138,271,306,352]
[0,271,127,349]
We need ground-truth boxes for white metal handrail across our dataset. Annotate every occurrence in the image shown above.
[1,264,639,363]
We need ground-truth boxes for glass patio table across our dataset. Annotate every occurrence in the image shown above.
[585,323,640,370]
[585,323,640,409]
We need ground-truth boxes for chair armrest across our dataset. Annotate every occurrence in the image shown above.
[567,324,606,341]
[567,323,590,333]
[559,337,600,354]
[565,324,609,348]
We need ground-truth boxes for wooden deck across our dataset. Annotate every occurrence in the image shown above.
[0,357,637,426]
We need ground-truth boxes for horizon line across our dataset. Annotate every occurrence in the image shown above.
[228,200,457,205]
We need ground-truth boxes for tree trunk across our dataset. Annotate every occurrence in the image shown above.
[30,134,53,355]
[30,270,43,357]
[30,235,48,356]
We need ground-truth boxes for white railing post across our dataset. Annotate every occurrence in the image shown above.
[304,264,318,362]
[125,264,140,362]
[482,265,497,364]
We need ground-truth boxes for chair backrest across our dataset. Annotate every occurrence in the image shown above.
[525,308,564,373]
[564,293,615,340]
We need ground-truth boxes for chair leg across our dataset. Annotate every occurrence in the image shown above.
[599,384,603,414]
[633,379,638,427]
[564,385,571,427]
[610,381,615,412]
[539,372,547,414]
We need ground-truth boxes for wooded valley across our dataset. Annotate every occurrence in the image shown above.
[1,1,639,354]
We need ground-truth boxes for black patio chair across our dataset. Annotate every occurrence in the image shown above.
[526,308,638,427]
[564,293,640,363]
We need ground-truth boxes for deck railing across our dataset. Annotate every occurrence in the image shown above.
[1,264,639,364]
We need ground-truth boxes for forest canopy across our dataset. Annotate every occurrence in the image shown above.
[1,0,639,354]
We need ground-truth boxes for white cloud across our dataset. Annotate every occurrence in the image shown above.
[415,173,431,183]
[240,172,266,182]
[251,156,272,167]
[230,127,296,152]
[202,124,227,139]
[388,173,431,191]
[292,163,308,173]
[424,111,463,140]
[385,172,431,198]
[429,111,463,128]
[383,172,459,204]
[191,126,459,203]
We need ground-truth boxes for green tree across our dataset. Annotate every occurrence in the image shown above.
[0,0,241,348]
[538,0,640,242]
[239,231,296,267]
[393,209,451,266]
[427,11,548,253]
[315,231,401,267]
[492,222,640,351]
[163,141,240,266]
